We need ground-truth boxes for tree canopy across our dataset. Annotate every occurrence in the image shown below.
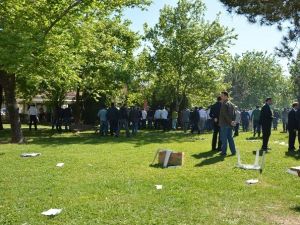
[219,0,300,57]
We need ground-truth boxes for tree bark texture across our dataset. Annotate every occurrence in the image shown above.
[0,71,24,143]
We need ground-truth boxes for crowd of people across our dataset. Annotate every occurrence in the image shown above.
[26,91,298,155]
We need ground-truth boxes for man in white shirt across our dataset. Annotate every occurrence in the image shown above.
[161,107,168,132]
[198,107,207,133]
[154,108,162,129]
[28,104,38,131]
[141,109,147,129]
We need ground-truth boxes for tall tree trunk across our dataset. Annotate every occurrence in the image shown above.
[0,71,24,143]
[0,84,3,130]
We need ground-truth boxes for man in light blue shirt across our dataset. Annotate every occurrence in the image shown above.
[97,106,108,136]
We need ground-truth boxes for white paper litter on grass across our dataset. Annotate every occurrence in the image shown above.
[56,163,64,167]
[155,185,163,190]
[287,169,300,177]
[20,153,41,157]
[246,179,259,184]
[41,208,62,216]
[279,142,286,145]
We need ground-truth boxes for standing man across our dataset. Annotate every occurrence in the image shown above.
[118,104,130,137]
[241,110,250,132]
[129,106,140,135]
[234,106,241,137]
[141,108,147,129]
[251,106,261,138]
[107,103,119,137]
[198,107,207,134]
[28,104,38,131]
[181,107,190,133]
[97,105,108,136]
[154,107,162,130]
[161,106,168,132]
[259,98,273,151]
[210,96,222,151]
[171,110,178,130]
[62,105,72,131]
[288,102,299,152]
[282,108,289,133]
[191,107,199,134]
[219,91,236,156]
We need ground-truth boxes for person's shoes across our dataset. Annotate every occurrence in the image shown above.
[219,152,226,157]
[212,148,218,151]
[288,148,296,152]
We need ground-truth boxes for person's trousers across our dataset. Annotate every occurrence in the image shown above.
[242,120,249,131]
[288,129,300,150]
[172,119,177,129]
[100,121,108,136]
[198,118,206,133]
[283,122,287,132]
[234,123,240,136]
[253,120,261,136]
[262,124,271,149]
[131,121,139,134]
[118,119,130,137]
[29,115,37,131]
[212,123,221,150]
[162,119,168,131]
[220,126,236,155]
[183,122,189,133]
[109,120,119,136]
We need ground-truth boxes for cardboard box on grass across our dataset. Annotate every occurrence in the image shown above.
[158,151,184,166]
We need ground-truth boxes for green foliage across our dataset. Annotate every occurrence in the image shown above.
[289,52,300,102]
[219,0,300,57]
[224,51,292,109]
[143,0,236,109]
[0,0,151,104]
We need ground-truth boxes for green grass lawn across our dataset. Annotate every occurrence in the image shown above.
[0,125,299,225]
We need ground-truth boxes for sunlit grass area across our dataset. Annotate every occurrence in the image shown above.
[0,125,299,225]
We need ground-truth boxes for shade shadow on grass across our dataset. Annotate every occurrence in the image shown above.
[192,150,224,167]
[0,127,204,148]
[290,206,300,213]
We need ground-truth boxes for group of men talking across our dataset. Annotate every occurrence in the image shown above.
[210,92,274,156]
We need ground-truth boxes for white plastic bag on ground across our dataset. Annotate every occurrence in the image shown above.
[41,208,62,216]
[155,185,163,190]
[246,179,259,185]
[56,163,64,167]
[20,153,41,157]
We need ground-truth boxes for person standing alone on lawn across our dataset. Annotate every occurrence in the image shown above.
[219,91,236,156]
[259,98,273,151]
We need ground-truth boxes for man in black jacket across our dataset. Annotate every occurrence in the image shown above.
[259,98,273,151]
[209,96,222,151]
[118,104,130,137]
[288,102,299,152]
[107,103,119,137]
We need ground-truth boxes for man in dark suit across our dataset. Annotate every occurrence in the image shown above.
[209,96,222,151]
[259,98,273,151]
[288,102,299,152]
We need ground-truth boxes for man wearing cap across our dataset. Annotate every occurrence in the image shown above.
[259,98,273,151]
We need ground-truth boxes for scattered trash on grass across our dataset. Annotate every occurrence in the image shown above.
[155,185,163,190]
[56,163,64,167]
[20,153,41,157]
[246,179,259,185]
[41,208,62,216]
